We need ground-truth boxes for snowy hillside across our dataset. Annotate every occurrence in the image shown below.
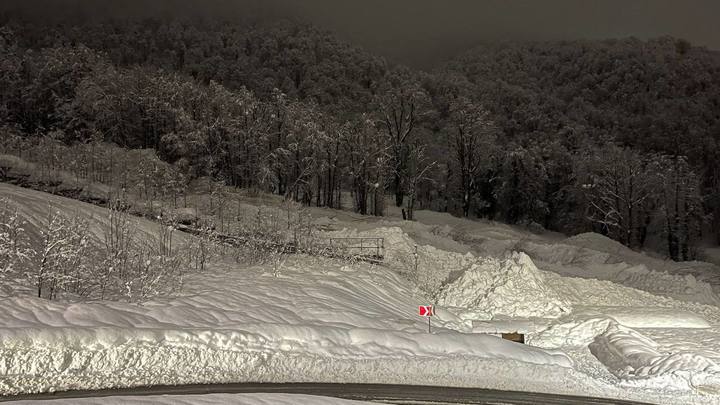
[3,184,720,404]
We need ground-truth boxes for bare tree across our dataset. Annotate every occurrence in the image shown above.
[343,116,391,215]
[658,155,703,261]
[403,143,437,221]
[449,97,497,217]
[374,69,428,207]
[581,145,660,248]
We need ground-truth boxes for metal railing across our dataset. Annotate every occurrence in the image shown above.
[328,237,384,259]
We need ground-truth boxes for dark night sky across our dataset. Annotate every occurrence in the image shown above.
[3,0,719,68]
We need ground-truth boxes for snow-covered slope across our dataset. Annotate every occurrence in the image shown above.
[4,184,720,404]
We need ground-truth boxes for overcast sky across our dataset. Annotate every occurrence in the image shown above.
[275,0,720,68]
[3,0,719,68]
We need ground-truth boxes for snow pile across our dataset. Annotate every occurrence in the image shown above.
[437,252,571,319]
[590,323,720,390]
[9,394,375,405]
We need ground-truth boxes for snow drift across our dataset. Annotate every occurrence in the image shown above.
[590,323,720,391]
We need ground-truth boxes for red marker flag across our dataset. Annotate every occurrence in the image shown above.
[419,305,434,317]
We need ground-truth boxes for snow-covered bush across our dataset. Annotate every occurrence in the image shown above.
[186,221,219,272]
[122,247,186,301]
[0,199,34,275]
[98,204,190,301]
[30,211,91,299]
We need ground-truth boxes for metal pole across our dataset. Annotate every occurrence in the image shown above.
[414,245,418,274]
[428,317,431,334]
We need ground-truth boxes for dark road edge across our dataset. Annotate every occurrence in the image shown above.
[0,382,654,404]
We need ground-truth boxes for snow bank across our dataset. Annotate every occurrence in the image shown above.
[613,265,719,306]
[0,259,574,395]
[590,323,720,390]
[530,308,710,350]
[9,394,375,405]
[520,232,720,306]
[438,252,571,319]
[578,307,711,329]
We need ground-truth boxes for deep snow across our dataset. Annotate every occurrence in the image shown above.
[4,183,720,404]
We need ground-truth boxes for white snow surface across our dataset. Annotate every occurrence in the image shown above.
[0,258,575,396]
[5,186,720,404]
[590,323,720,390]
[8,393,374,405]
[437,252,571,319]
[521,233,720,306]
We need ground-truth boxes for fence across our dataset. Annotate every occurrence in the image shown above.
[328,237,384,260]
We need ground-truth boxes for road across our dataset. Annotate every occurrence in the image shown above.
[0,383,652,404]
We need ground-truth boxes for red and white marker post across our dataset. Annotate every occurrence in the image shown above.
[419,305,434,333]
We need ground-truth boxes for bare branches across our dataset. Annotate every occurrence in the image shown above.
[580,145,661,249]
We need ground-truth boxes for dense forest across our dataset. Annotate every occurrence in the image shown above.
[1,16,720,261]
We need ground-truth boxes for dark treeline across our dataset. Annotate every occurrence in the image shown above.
[1,17,720,261]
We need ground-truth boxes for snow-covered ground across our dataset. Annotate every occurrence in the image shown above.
[4,184,720,404]
[8,393,375,405]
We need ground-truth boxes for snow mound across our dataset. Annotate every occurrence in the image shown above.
[530,308,711,350]
[614,265,719,306]
[590,323,720,390]
[438,252,571,319]
[564,232,632,257]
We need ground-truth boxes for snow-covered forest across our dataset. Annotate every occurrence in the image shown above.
[2,17,720,261]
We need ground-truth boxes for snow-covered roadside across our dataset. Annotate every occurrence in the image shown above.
[0,257,578,396]
[4,185,720,404]
[0,254,713,405]
[8,393,375,405]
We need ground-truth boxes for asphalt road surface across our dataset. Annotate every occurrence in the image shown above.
[0,383,653,404]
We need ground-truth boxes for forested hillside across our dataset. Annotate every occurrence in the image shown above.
[2,17,720,261]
